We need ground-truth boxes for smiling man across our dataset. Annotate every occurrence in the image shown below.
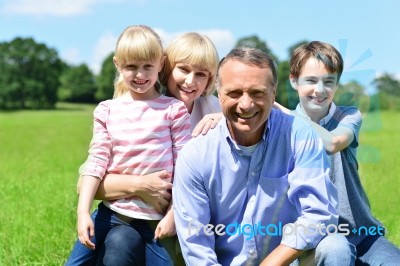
[172,47,339,265]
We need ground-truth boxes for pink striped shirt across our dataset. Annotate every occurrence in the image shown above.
[80,95,191,220]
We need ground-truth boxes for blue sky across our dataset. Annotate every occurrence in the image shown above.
[1,0,399,91]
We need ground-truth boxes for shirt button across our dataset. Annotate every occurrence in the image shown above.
[251,172,256,176]
[248,249,255,255]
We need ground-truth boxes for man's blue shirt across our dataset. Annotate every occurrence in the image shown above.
[173,108,338,265]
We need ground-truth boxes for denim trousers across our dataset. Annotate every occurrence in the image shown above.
[65,202,178,266]
[292,233,400,266]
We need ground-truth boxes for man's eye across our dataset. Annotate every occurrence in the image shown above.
[227,92,241,98]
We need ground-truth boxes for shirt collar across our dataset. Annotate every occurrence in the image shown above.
[222,112,271,150]
[295,102,337,126]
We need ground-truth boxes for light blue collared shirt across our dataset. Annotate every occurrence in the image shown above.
[173,108,338,266]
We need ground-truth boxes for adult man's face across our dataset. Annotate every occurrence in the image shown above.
[218,59,276,146]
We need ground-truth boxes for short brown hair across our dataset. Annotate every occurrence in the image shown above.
[290,41,343,82]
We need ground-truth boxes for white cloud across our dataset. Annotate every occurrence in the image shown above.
[0,0,127,16]
[90,31,117,74]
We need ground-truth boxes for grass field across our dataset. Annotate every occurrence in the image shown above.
[0,103,399,265]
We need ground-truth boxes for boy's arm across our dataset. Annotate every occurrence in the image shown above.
[307,122,354,154]
[274,101,355,154]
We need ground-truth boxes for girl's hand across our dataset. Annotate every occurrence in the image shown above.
[154,210,176,240]
[77,212,95,250]
[192,112,224,137]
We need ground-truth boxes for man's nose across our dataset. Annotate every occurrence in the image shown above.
[239,93,253,110]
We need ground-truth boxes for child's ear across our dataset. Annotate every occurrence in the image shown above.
[159,55,166,72]
[289,75,298,90]
[113,57,121,72]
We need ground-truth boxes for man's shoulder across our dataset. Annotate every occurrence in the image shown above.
[184,121,225,151]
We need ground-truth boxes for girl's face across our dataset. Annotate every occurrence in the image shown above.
[117,59,163,100]
[167,63,210,113]
[292,58,338,122]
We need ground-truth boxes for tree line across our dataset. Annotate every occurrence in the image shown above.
[1,36,399,111]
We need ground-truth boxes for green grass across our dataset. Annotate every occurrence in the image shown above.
[0,104,398,264]
[358,110,400,246]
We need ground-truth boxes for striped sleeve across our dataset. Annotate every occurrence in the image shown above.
[169,100,191,166]
[79,101,111,179]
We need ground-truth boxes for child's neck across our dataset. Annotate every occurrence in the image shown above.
[300,104,330,123]
[128,88,160,101]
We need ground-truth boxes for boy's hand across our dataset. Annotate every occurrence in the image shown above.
[154,211,176,239]
[77,213,95,250]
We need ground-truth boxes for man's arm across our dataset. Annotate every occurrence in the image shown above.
[281,119,339,251]
[173,142,221,265]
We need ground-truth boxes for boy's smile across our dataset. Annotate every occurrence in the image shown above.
[292,58,338,122]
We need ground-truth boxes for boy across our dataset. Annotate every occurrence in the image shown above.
[275,41,400,264]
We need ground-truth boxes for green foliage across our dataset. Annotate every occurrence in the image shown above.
[374,73,400,97]
[58,64,97,103]
[235,35,279,64]
[276,61,299,109]
[334,80,371,114]
[96,53,116,101]
[0,37,64,109]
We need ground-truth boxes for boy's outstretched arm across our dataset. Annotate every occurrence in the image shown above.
[273,101,354,154]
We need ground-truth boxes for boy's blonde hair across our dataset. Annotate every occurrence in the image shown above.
[160,32,219,96]
[290,41,344,83]
[113,25,164,98]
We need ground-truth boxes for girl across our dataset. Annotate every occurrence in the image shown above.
[67,32,218,265]
[74,25,191,265]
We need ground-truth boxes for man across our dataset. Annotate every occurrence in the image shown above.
[173,47,339,265]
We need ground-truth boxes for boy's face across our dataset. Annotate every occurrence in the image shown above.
[291,58,338,119]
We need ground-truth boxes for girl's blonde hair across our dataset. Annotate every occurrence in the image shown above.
[160,32,219,96]
[113,25,164,98]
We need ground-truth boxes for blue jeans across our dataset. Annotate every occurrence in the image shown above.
[291,234,357,266]
[65,202,177,266]
[355,235,400,265]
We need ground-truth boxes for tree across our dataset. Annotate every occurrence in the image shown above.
[276,60,299,109]
[235,35,279,64]
[373,73,400,97]
[0,37,64,109]
[96,53,116,101]
[335,80,371,113]
[58,64,97,103]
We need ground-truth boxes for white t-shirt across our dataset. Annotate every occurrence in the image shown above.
[189,95,221,132]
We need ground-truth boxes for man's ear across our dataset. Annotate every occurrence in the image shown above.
[289,75,298,90]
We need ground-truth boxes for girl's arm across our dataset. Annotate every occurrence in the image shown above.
[77,175,101,250]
